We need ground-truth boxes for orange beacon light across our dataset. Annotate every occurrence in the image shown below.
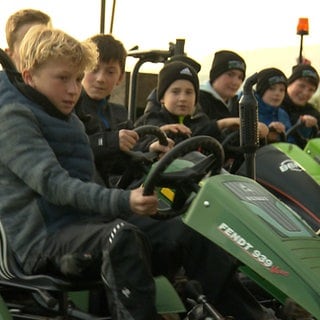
[297,17,309,35]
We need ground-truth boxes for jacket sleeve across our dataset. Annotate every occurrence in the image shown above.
[0,104,133,220]
[190,114,222,141]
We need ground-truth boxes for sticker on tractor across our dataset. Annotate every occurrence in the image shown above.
[279,159,302,172]
[218,222,289,276]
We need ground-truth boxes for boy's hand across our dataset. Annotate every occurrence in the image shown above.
[119,129,139,152]
[149,138,174,157]
[160,124,192,136]
[130,187,158,216]
[300,115,318,128]
[269,121,285,134]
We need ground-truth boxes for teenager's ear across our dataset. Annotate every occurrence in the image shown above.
[4,48,12,56]
[22,69,34,86]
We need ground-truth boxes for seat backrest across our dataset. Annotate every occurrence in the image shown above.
[0,220,101,291]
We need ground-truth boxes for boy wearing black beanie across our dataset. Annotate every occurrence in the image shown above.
[256,68,287,97]
[135,61,280,320]
[199,50,246,121]
[137,55,202,122]
[282,64,320,148]
[198,49,268,142]
[157,60,200,103]
[255,67,291,143]
[209,50,246,84]
[136,61,242,145]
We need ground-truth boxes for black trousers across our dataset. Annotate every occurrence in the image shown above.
[23,219,157,320]
[127,214,269,320]
[23,216,270,320]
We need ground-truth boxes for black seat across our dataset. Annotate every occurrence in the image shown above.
[0,221,106,319]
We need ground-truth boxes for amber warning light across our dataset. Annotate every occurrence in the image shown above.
[297,18,309,35]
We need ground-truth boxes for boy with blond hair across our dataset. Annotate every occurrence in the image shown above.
[0,25,161,319]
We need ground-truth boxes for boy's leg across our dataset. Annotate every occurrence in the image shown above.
[23,219,157,320]
[102,221,157,320]
[128,214,273,320]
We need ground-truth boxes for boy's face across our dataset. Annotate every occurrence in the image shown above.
[161,79,196,117]
[287,78,317,107]
[212,69,244,101]
[82,60,123,100]
[262,83,286,108]
[22,58,84,115]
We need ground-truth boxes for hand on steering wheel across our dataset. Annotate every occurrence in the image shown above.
[285,118,319,147]
[142,135,225,219]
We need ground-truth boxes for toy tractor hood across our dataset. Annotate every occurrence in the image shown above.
[273,141,320,185]
[237,143,320,233]
[183,173,320,318]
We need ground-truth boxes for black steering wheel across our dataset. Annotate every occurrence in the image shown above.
[125,124,168,161]
[116,125,168,189]
[143,135,225,219]
[285,118,319,147]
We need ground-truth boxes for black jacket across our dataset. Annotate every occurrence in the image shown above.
[199,90,240,120]
[135,106,222,146]
[282,94,320,148]
[75,91,133,185]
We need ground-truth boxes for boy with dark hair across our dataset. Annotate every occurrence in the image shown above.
[75,34,169,186]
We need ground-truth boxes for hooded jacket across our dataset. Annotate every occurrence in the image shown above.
[256,94,292,131]
[199,80,240,120]
[282,93,320,147]
[0,71,132,267]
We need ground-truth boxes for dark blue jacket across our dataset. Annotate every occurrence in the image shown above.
[0,71,132,266]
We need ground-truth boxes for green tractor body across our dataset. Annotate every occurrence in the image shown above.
[182,173,320,318]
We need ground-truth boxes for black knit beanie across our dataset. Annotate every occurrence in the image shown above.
[167,55,201,73]
[157,61,199,101]
[256,68,287,97]
[209,50,246,83]
[288,64,319,88]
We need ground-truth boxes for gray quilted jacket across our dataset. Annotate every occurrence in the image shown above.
[0,71,133,267]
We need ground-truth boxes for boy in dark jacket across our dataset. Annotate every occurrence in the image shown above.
[255,67,292,143]
[0,25,166,320]
[136,61,241,146]
[282,64,320,147]
[134,60,280,320]
[199,50,268,139]
[75,34,141,186]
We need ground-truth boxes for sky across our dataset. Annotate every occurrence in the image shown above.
[1,0,320,81]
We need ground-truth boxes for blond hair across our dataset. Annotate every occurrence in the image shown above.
[19,26,98,73]
[5,9,52,50]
